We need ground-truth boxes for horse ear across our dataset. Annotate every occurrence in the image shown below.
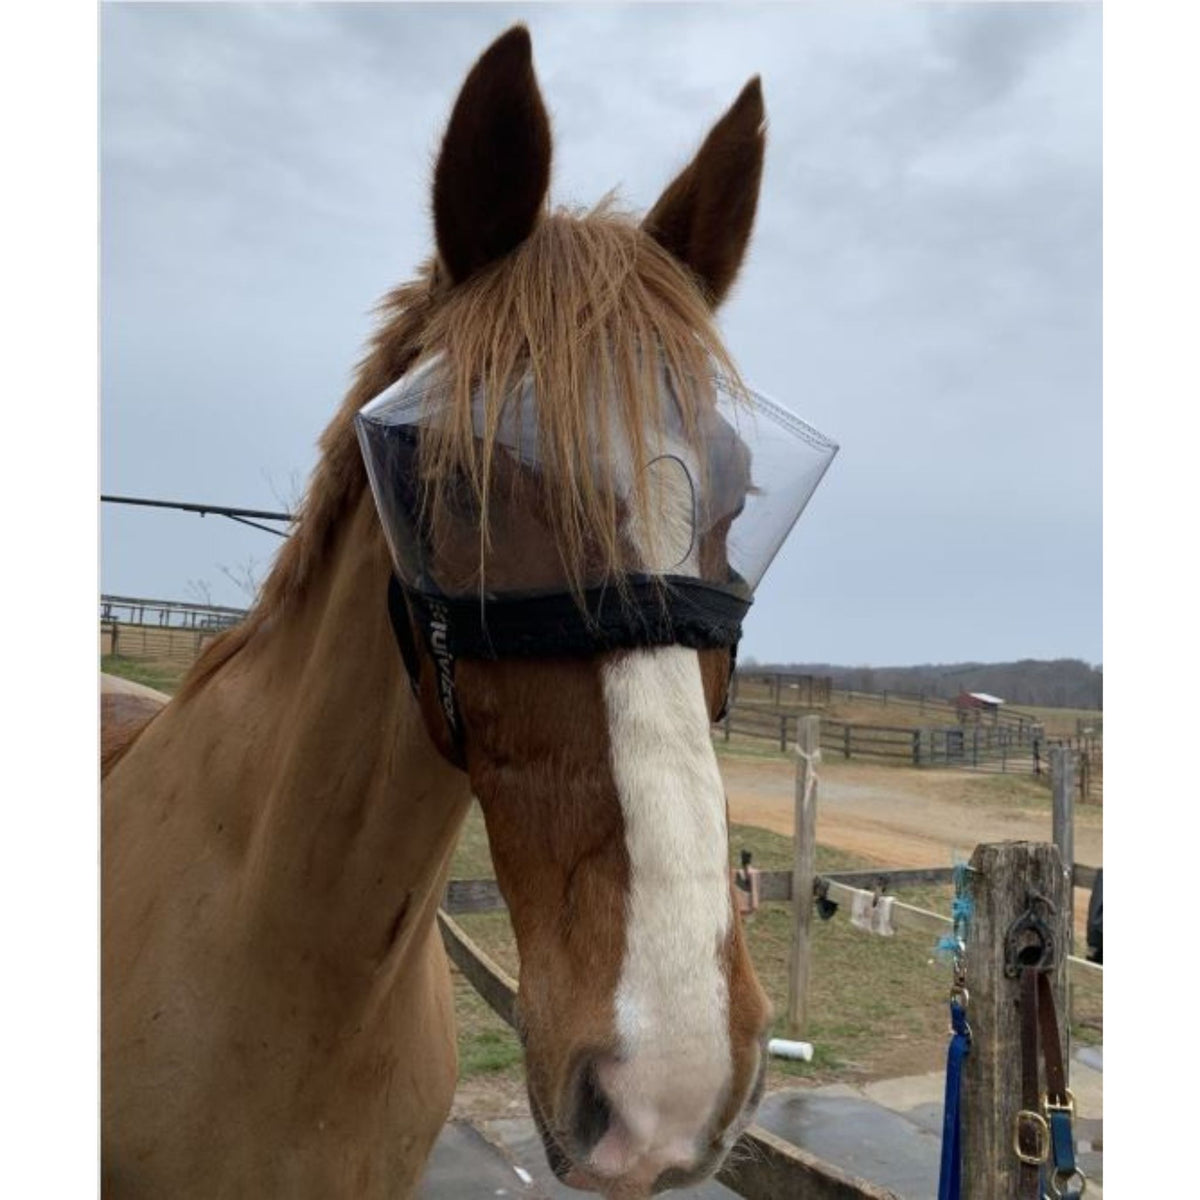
[433,25,552,285]
[642,78,766,308]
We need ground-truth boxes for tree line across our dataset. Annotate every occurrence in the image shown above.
[740,658,1102,711]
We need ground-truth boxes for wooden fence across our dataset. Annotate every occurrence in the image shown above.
[730,671,833,709]
[99,595,247,668]
[100,621,222,666]
[100,593,247,629]
[718,706,1103,803]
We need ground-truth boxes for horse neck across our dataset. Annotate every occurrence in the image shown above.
[202,489,471,966]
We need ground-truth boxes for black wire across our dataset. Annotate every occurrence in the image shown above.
[224,514,291,538]
[101,494,294,538]
[101,494,294,522]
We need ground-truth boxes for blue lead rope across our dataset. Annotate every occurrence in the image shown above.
[937,998,971,1200]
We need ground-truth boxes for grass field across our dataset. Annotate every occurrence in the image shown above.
[101,654,188,695]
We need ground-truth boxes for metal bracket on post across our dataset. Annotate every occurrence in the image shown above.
[1003,891,1058,978]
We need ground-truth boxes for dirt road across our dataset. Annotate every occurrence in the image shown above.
[721,754,1103,869]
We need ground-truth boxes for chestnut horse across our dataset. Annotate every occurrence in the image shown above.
[103,26,772,1199]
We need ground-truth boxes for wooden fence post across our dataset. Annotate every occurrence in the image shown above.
[964,842,1069,1200]
[786,716,819,1039]
[779,713,789,754]
[1050,747,1078,953]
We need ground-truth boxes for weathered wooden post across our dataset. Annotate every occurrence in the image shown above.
[786,716,819,1039]
[963,842,1069,1200]
[1050,747,1078,951]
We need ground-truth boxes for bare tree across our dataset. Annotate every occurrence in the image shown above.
[218,557,263,604]
[185,578,214,607]
[264,468,305,518]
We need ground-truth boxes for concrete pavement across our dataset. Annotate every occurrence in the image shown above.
[418,1046,1102,1196]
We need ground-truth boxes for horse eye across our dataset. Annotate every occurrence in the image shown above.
[445,473,481,518]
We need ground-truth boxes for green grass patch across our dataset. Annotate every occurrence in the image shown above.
[458,1027,525,1075]
[100,654,188,696]
[713,735,791,762]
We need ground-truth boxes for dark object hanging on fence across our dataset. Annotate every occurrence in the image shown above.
[1086,869,1103,965]
[813,878,839,921]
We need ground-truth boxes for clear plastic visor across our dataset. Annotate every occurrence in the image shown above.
[355,354,837,599]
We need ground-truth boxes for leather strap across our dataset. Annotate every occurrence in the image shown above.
[1037,971,1069,1106]
[1016,967,1076,1198]
[1017,968,1045,1198]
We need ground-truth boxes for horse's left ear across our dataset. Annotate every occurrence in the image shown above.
[642,77,766,308]
[433,25,552,286]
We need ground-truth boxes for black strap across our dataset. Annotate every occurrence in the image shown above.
[386,573,746,773]
[386,573,422,698]
[403,575,749,661]
[386,574,468,770]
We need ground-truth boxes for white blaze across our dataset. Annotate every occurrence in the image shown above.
[599,647,732,1173]
[586,394,735,1178]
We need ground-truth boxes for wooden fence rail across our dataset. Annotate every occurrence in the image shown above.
[441,870,1100,985]
[718,707,1102,802]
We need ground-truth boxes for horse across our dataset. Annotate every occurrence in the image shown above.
[103,25,777,1199]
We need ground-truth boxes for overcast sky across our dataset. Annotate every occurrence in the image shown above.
[100,1,1101,667]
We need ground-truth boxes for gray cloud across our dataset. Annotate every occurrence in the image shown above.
[101,2,1101,665]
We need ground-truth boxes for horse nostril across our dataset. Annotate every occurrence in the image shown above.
[570,1059,613,1156]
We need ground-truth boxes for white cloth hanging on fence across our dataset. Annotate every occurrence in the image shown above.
[848,888,895,937]
[871,894,895,937]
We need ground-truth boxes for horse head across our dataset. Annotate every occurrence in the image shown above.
[370,27,774,1195]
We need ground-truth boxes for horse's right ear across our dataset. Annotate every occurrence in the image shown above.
[433,25,552,286]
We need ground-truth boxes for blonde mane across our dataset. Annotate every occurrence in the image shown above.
[180,205,742,698]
